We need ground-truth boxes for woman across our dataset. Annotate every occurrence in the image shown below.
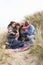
[6,22,24,49]
[21,21,36,45]
[7,21,17,43]
[19,21,29,41]
[15,23,20,40]
[6,21,17,48]
[10,23,24,49]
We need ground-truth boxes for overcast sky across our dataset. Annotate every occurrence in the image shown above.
[0,0,43,31]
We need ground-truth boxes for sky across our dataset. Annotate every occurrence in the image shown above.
[0,0,43,31]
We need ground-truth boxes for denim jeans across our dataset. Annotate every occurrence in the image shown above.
[26,35,35,44]
[6,40,24,49]
[21,31,28,37]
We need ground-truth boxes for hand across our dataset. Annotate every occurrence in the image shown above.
[25,30,28,33]
[11,32,15,35]
[5,42,9,45]
[16,33,19,37]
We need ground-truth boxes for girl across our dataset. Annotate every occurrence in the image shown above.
[7,21,17,43]
[15,23,20,40]
[6,21,17,48]
[10,23,24,49]
[6,22,24,49]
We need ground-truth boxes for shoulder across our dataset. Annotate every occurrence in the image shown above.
[8,30,12,33]
[30,24,34,27]
[29,24,35,29]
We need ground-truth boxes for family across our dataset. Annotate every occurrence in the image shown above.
[6,20,36,49]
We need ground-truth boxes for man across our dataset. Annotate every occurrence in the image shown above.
[21,20,36,46]
[26,24,36,45]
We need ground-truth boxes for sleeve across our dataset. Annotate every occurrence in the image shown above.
[28,25,36,35]
[8,30,12,34]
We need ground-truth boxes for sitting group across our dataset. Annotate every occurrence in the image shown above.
[6,20,36,49]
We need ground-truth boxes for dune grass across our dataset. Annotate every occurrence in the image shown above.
[0,11,43,65]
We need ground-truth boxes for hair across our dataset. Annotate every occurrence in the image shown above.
[16,23,20,27]
[7,21,16,28]
[25,21,29,26]
[9,21,16,26]
[15,23,20,34]
[7,24,11,28]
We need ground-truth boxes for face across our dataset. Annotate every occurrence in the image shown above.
[16,25,20,30]
[21,22,25,26]
[8,26,13,30]
[12,23,16,27]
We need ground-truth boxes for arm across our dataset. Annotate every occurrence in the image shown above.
[8,30,15,35]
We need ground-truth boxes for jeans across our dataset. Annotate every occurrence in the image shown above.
[21,31,28,37]
[26,35,35,44]
[6,40,24,49]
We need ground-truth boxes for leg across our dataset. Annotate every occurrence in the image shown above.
[11,40,24,49]
[27,35,35,40]
[29,39,35,44]
[25,35,35,46]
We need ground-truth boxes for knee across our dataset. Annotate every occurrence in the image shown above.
[29,39,35,44]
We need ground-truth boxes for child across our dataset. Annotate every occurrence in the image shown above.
[7,24,16,41]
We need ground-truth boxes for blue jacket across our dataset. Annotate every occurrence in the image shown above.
[28,24,36,35]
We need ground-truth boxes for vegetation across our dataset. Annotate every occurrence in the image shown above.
[0,11,43,65]
[25,11,43,65]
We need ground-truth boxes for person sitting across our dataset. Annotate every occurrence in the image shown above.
[20,20,36,46]
[6,22,24,49]
[6,22,17,48]
[10,23,24,49]
[20,21,29,41]
[26,24,36,45]
[7,21,17,43]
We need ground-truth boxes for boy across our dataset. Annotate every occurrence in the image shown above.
[6,24,17,48]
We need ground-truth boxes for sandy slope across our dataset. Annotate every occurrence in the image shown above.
[0,49,38,65]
